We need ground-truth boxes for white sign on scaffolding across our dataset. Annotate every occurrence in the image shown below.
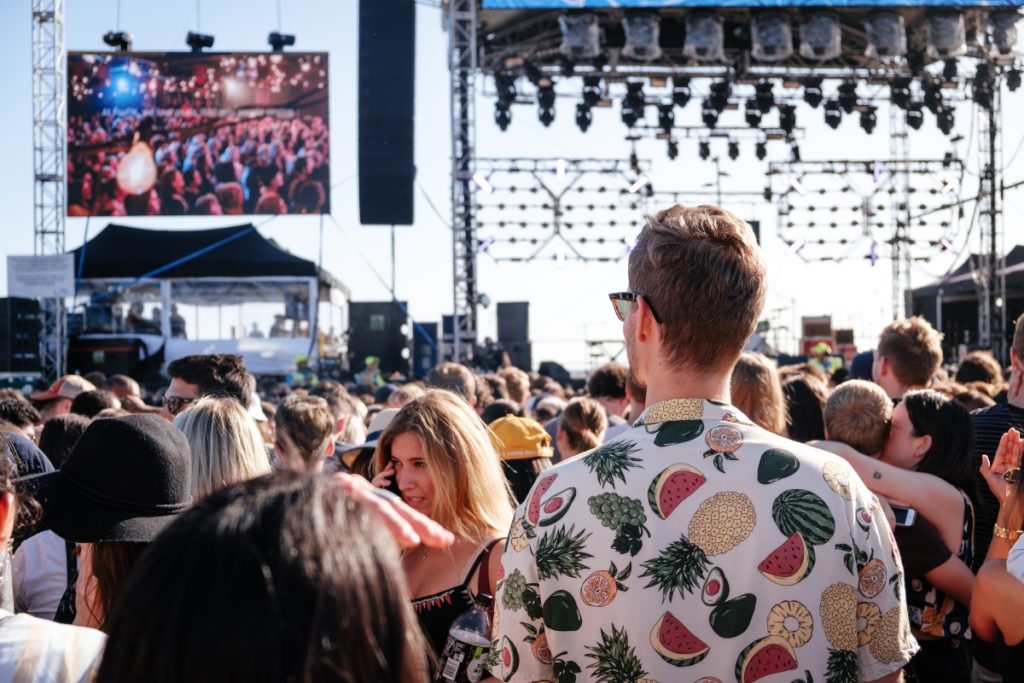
[6,255,75,299]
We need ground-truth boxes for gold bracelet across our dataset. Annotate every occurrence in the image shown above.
[993,524,1024,541]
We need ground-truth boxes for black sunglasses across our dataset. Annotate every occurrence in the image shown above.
[608,291,662,324]
[162,395,195,416]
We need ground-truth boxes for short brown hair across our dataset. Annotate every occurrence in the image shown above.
[275,395,335,469]
[731,352,788,436]
[424,362,477,404]
[558,397,608,456]
[824,380,892,456]
[876,317,943,389]
[587,362,629,400]
[498,367,530,406]
[629,205,767,371]
[955,351,1002,386]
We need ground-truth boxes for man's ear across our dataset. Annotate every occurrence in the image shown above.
[1012,348,1020,370]
[636,295,660,344]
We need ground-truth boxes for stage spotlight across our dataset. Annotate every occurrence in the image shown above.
[778,105,796,135]
[923,81,943,113]
[800,12,841,61]
[582,75,602,108]
[621,81,645,128]
[622,14,662,61]
[906,104,924,130]
[936,106,955,136]
[537,82,556,126]
[268,32,295,52]
[709,80,731,113]
[889,77,911,109]
[495,105,512,131]
[801,77,824,108]
[754,81,775,113]
[672,76,691,108]
[926,10,966,61]
[790,142,801,163]
[1008,68,1022,92]
[973,63,995,109]
[728,140,740,160]
[859,106,878,134]
[658,103,675,133]
[559,13,601,59]
[755,141,767,160]
[495,72,517,108]
[538,107,555,127]
[575,103,592,132]
[684,12,724,62]
[103,31,132,52]
[524,61,544,86]
[745,98,762,127]
[990,10,1022,57]
[863,11,907,57]
[824,99,842,129]
[699,140,711,160]
[186,31,215,52]
[701,100,719,128]
[837,80,858,114]
[751,12,793,62]
[667,139,679,160]
[942,58,957,82]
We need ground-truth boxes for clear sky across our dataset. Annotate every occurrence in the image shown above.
[1,1,1022,371]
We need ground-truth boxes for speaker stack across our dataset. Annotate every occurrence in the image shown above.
[348,301,412,378]
[0,298,41,374]
[497,301,532,372]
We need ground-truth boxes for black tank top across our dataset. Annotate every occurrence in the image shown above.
[412,539,499,659]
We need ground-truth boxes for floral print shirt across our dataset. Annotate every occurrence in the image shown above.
[492,398,918,683]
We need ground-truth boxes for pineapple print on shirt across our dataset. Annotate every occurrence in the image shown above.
[493,398,917,683]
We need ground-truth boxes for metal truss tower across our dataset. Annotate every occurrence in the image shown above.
[32,0,67,379]
[975,92,1007,360]
[888,106,912,321]
[446,0,479,362]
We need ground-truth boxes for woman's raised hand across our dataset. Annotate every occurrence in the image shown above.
[980,427,1023,501]
[335,472,454,550]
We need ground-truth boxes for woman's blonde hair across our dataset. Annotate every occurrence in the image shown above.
[173,396,271,499]
[558,397,607,456]
[373,390,514,542]
[731,352,789,436]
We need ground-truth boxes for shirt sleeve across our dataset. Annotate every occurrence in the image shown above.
[490,507,555,683]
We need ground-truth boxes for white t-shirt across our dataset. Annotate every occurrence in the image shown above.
[13,530,68,620]
[1006,534,1024,583]
[0,608,105,682]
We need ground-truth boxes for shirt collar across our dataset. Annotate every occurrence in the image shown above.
[634,398,752,427]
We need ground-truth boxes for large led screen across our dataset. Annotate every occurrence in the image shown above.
[483,1,1023,6]
[68,52,330,217]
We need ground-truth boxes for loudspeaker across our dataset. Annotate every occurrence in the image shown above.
[504,340,532,372]
[497,301,530,342]
[0,298,41,373]
[412,321,438,379]
[67,336,162,383]
[358,0,415,226]
[348,301,411,378]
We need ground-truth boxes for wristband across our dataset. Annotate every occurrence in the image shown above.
[993,524,1023,541]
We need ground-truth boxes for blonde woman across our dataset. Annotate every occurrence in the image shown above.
[173,396,271,499]
[371,390,514,660]
[556,396,607,458]
[730,351,789,436]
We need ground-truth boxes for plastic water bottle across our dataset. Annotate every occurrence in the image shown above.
[435,593,493,683]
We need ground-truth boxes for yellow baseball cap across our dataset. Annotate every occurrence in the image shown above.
[490,415,553,461]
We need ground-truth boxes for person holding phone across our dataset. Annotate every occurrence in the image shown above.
[371,390,515,662]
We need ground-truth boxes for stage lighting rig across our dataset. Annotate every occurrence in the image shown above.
[658,103,674,134]
[973,63,995,109]
[559,13,601,59]
[667,139,679,160]
[754,81,775,113]
[906,104,924,130]
[1008,68,1022,92]
[859,106,878,134]
[990,10,1022,58]
[268,32,295,52]
[672,77,691,108]
[925,10,966,61]
[537,82,556,127]
[824,100,842,129]
[495,105,512,131]
[936,107,955,136]
[790,142,801,163]
[889,77,911,110]
[701,99,719,128]
[756,141,767,161]
[942,58,957,82]
[622,14,662,62]
[778,105,796,135]
[727,140,740,160]
[923,81,943,113]
[864,11,907,57]
[186,31,215,53]
[575,103,592,132]
[750,12,793,62]
[745,99,762,127]
[837,81,858,114]
[524,61,544,86]
[621,81,645,128]
[684,12,724,62]
[495,73,517,108]
[103,31,132,52]
[709,81,731,113]
[582,76,602,108]
[801,77,823,108]
[699,140,711,160]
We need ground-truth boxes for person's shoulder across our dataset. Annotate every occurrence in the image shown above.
[1,610,106,649]
[971,401,1011,421]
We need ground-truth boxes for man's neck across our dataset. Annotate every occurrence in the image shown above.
[644,365,733,407]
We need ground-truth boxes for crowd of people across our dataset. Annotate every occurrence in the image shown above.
[1,204,1024,681]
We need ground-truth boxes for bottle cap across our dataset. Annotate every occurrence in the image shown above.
[475,593,494,608]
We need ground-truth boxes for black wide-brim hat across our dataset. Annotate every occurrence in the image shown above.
[19,414,193,543]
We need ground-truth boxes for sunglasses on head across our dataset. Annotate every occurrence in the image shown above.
[1005,468,1022,486]
[162,396,195,416]
[608,291,662,324]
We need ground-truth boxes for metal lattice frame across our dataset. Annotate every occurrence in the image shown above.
[889,105,912,320]
[975,91,1007,359]
[32,0,66,380]
[447,0,479,363]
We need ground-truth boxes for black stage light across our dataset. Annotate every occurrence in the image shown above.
[658,103,675,133]
[702,99,719,128]
[539,107,555,127]
[755,141,767,160]
[906,104,924,130]
[709,80,731,113]
[754,80,775,113]
[672,76,691,108]
[557,54,575,77]
[621,81,645,128]
[859,106,877,134]
[790,142,801,162]
[496,72,517,108]
[802,77,824,108]
[582,75,602,108]
[667,139,679,160]
[923,81,943,113]
[575,103,592,132]
[728,140,740,160]
[495,105,512,131]
[973,63,994,109]
[186,31,215,52]
[699,140,711,160]
[824,99,842,129]
[778,104,796,135]
[936,106,955,136]
[837,80,858,114]
[537,82,556,126]
[103,31,132,51]
[942,58,957,82]
[524,61,544,85]
[889,77,911,110]
[1009,68,1022,92]
[745,98,762,127]
[268,32,296,52]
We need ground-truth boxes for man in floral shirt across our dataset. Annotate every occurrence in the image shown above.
[491,205,917,683]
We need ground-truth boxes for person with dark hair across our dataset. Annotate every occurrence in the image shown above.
[782,373,829,442]
[481,398,523,425]
[157,168,187,214]
[586,361,630,423]
[0,434,106,681]
[555,396,607,458]
[424,362,478,409]
[96,472,446,683]
[956,351,1003,388]
[163,354,251,418]
[0,397,40,441]
[37,413,90,469]
[69,390,121,419]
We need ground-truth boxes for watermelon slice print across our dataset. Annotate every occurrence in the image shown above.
[734,636,798,683]
[649,611,710,667]
[526,473,558,527]
[647,464,706,519]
